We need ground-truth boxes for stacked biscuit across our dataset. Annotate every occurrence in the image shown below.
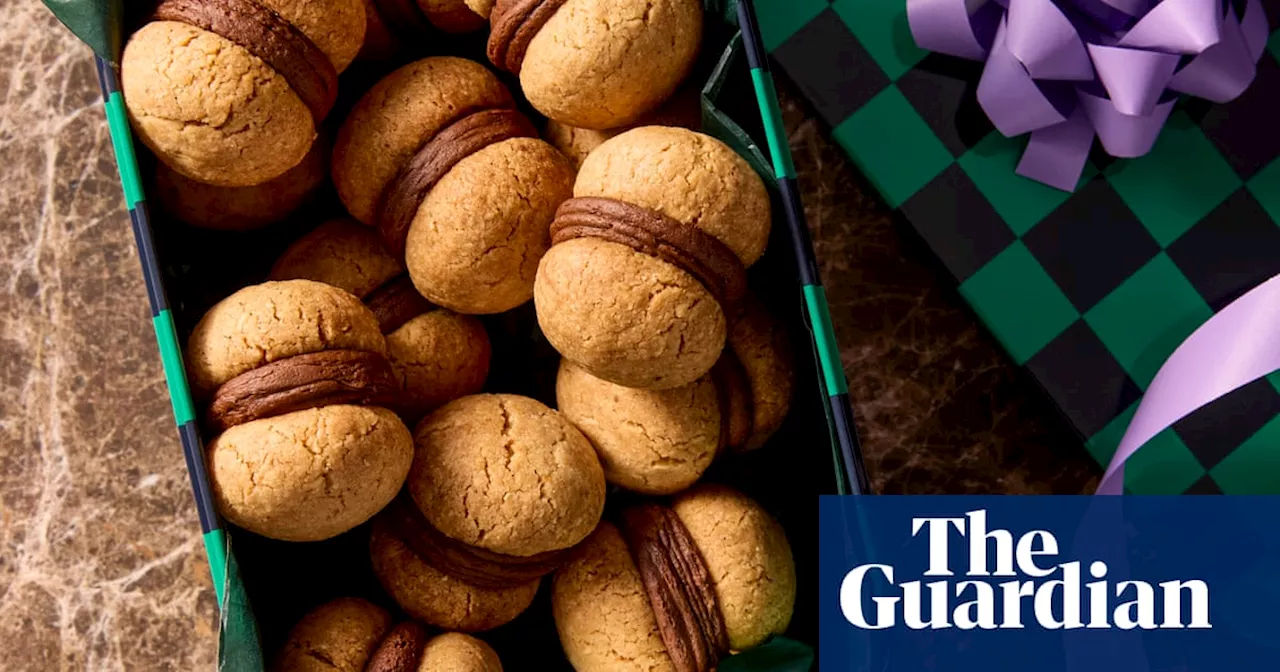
[122,0,800,669]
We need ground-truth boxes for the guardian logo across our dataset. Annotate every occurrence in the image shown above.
[840,510,1211,631]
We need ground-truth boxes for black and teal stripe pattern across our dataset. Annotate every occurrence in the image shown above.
[95,56,228,606]
[735,0,871,496]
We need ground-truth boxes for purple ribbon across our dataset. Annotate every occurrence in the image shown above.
[907,0,1270,191]
[1097,274,1280,494]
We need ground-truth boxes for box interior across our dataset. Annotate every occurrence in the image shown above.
[140,20,834,669]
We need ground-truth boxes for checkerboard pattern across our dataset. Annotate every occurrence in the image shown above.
[760,0,1280,493]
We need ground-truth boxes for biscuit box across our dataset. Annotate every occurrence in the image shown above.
[762,0,1280,494]
[45,0,838,669]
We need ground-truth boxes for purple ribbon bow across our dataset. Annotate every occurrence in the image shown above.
[907,0,1270,191]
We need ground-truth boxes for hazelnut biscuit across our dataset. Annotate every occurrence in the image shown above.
[487,0,702,129]
[534,126,770,390]
[555,359,717,495]
[276,597,505,671]
[408,394,606,558]
[191,280,413,541]
[332,57,574,314]
[122,0,364,186]
[368,395,604,623]
[553,485,796,672]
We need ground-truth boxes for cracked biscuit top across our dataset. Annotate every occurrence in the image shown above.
[332,57,574,315]
[121,0,365,187]
[270,219,406,301]
[532,127,771,391]
[191,280,413,543]
[488,0,703,129]
[552,485,796,671]
[408,394,607,557]
[208,404,413,541]
[186,280,386,396]
[555,359,719,495]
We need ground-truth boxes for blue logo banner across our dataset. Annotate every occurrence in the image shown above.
[819,496,1280,671]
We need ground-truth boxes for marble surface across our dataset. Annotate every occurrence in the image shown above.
[0,4,1095,668]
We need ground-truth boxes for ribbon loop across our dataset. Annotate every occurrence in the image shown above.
[1097,274,1280,495]
[1006,0,1093,80]
[1087,43,1180,116]
[905,0,1268,191]
[978,18,1075,136]
[1116,0,1222,53]
[1168,6,1258,102]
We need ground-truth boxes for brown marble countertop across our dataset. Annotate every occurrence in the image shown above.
[0,6,1097,668]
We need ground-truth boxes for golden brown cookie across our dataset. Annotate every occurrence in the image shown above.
[543,85,703,171]
[418,632,504,672]
[487,0,702,129]
[370,520,539,631]
[208,405,413,541]
[409,394,606,557]
[186,280,386,395]
[191,281,413,541]
[553,485,795,671]
[401,135,574,314]
[270,220,405,300]
[332,57,574,314]
[722,295,794,451]
[275,597,392,672]
[363,396,602,622]
[553,523,675,672]
[333,57,510,224]
[556,359,717,494]
[387,311,490,420]
[153,134,329,231]
[534,127,771,390]
[121,1,364,187]
[671,485,795,650]
[259,0,368,72]
[276,598,505,672]
[269,222,491,419]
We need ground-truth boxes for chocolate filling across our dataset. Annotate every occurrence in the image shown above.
[365,274,436,333]
[365,621,429,672]
[619,504,730,672]
[376,108,539,256]
[371,0,434,42]
[152,0,338,122]
[486,0,570,73]
[206,349,400,432]
[383,493,567,589]
[550,197,748,315]
[711,351,753,453]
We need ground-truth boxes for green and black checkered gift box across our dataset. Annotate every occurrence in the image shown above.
[754,0,1280,494]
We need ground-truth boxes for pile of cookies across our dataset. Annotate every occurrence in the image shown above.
[122,0,800,669]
